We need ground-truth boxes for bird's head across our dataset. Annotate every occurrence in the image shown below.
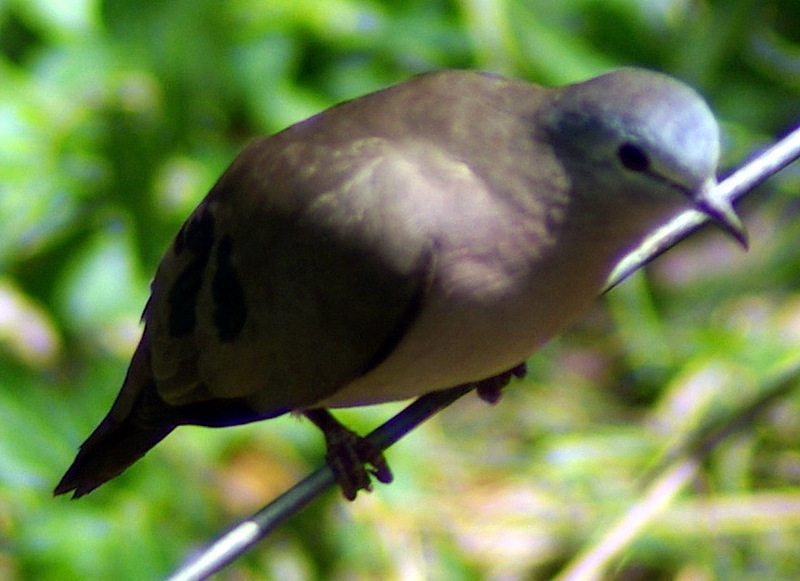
[541,68,746,247]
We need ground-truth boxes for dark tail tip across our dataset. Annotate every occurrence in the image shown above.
[54,419,173,498]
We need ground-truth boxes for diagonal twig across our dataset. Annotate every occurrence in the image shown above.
[164,123,800,581]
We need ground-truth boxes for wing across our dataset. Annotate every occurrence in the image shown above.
[147,135,437,417]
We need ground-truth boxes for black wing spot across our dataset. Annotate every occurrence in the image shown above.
[168,260,207,336]
[212,235,247,342]
[168,209,216,337]
[175,206,216,256]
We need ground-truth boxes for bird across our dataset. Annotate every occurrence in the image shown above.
[55,68,746,500]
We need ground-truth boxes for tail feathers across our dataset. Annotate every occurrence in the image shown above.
[54,413,174,499]
[54,331,177,498]
[55,328,285,498]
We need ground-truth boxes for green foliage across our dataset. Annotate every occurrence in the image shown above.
[1,0,799,579]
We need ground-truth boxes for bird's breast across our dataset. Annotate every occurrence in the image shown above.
[315,218,608,409]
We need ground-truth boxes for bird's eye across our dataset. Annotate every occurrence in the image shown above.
[617,142,650,173]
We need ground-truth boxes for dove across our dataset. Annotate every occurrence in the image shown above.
[55,68,745,500]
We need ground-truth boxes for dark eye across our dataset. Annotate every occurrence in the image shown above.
[617,142,650,172]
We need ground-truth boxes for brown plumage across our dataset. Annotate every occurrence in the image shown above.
[55,69,744,499]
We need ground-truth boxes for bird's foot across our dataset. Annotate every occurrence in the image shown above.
[304,409,393,501]
[473,363,527,404]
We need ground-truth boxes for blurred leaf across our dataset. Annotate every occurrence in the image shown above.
[12,0,100,40]
[54,218,148,353]
[0,278,60,366]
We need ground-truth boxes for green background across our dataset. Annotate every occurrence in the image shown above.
[1,0,799,579]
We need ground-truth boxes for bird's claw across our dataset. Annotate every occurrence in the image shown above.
[304,409,393,500]
[474,363,527,405]
[326,433,392,500]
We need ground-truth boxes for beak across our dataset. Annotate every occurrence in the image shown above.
[694,179,748,249]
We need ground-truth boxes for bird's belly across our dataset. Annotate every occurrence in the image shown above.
[315,259,601,409]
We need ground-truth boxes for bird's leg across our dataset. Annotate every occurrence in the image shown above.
[472,362,527,404]
[305,363,526,500]
[303,408,393,501]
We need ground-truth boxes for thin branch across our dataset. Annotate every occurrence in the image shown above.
[164,125,800,581]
